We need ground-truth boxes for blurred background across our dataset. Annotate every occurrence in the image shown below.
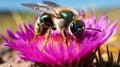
[0,0,120,63]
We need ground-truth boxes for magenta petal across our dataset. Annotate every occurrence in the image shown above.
[68,41,77,60]
[7,28,18,39]
[58,42,66,61]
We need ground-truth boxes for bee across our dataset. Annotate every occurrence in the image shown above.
[22,1,101,46]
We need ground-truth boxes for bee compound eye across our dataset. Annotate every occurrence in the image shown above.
[70,20,85,35]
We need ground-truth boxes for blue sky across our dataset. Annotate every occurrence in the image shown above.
[0,0,120,11]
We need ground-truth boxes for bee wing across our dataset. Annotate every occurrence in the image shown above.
[43,1,60,8]
[22,3,60,18]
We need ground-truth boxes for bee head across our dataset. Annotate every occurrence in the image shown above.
[69,17,102,37]
[69,20,85,36]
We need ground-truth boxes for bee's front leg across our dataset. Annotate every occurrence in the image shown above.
[39,27,52,51]
[43,27,52,45]
[62,28,68,47]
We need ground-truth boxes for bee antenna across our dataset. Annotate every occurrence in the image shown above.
[85,28,102,32]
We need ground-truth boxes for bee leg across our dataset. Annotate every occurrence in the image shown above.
[43,27,51,46]
[32,24,44,43]
[62,28,68,46]
[40,27,51,51]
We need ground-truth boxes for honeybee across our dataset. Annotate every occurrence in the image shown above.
[22,1,101,46]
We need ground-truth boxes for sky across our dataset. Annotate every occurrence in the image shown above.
[0,0,120,11]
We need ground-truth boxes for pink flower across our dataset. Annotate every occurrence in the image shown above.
[2,12,117,67]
